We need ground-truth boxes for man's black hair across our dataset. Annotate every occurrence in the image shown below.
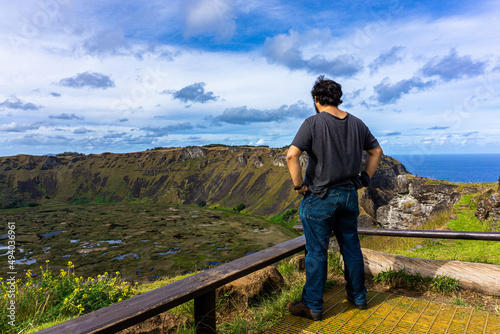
[311,75,343,107]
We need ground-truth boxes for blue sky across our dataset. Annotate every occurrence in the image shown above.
[0,0,499,157]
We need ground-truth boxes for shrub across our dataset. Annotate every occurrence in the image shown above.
[372,267,432,289]
[0,261,136,333]
[282,209,298,222]
[430,274,460,293]
[269,209,300,230]
[234,204,245,212]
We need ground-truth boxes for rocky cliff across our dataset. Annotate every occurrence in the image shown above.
[1,146,470,229]
[376,175,461,229]
[0,146,407,221]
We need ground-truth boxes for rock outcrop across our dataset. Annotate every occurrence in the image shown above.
[253,156,264,168]
[475,193,500,221]
[272,154,287,167]
[376,175,461,229]
[117,312,187,334]
[41,156,61,170]
[216,266,284,308]
[289,254,306,271]
[177,146,207,162]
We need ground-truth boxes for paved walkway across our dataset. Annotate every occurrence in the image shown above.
[265,285,500,333]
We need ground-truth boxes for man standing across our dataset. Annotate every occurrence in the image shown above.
[286,75,383,320]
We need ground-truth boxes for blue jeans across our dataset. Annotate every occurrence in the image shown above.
[300,185,366,312]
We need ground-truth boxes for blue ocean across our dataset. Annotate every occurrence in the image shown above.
[391,154,500,183]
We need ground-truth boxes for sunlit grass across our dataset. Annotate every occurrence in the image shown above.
[372,268,459,294]
[360,189,500,265]
[359,209,451,255]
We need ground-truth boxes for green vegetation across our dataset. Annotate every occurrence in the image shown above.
[270,208,300,230]
[0,174,31,209]
[16,250,344,333]
[452,296,469,307]
[0,261,136,333]
[0,146,306,217]
[372,268,459,294]
[202,144,269,148]
[234,203,245,212]
[372,267,431,289]
[145,146,166,151]
[16,254,300,333]
[202,144,231,148]
[430,274,460,294]
[69,196,92,205]
[56,152,83,156]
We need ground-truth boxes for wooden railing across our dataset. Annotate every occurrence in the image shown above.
[36,228,500,334]
[37,236,306,334]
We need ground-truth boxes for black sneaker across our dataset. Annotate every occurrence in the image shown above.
[286,301,322,320]
[345,294,367,310]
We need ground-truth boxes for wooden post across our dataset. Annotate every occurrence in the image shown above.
[194,290,217,334]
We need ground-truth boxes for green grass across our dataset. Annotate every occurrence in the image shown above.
[452,296,469,307]
[361,187,500,266]
[372,268,459,294]
[269,208,300,230]
[430,274,460,294]
[372,267,432,289]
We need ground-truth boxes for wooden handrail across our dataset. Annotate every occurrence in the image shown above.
[293,225,500,241]
[36,235,306,334]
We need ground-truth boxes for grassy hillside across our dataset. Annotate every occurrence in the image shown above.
[0,146,406,218]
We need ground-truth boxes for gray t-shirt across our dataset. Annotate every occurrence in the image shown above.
[291,112,379,198]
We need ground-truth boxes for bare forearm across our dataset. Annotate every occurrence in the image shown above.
[287,156,303,187]
[364,146,383,178]
[286,145,309,194]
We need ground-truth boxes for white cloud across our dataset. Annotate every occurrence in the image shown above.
[263,29,364,78]
[0,122,41,133]
[184,0,237,40]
